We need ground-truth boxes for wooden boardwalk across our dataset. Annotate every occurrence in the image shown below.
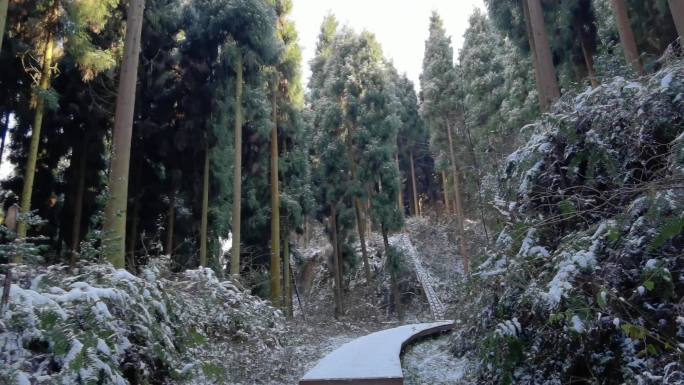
[394,233,446,319]
[299,321,454,385]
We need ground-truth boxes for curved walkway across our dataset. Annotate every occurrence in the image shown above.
[299,321,454,385]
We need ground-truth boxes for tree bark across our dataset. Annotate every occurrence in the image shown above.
[102,0,145,268]
[199,146,209,267]
[348,146,372,284]
[442,170,450,215]
[396,155,403,212]
[445,120,470,275]
[0,111,8,169]
[409,151,419,216]
[17,31,55,246]
[165,179,176,256]
[523,0,547,111]
[381,223,403,320]
[0,0,9,54]
[270,73,281,307]
[527,0,560,111]
[577,20,599,87]
[69,132,89,268]
[610,0,643,74]
[126,186,141,271]
[670,0,684,41]
[283,222,292,318]
[231,52,243,277]
[330,204,342,319]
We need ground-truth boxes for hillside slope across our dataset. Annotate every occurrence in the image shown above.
[451,59,684,384]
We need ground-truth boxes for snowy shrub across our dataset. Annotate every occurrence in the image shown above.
[458,60,684,384]
[0,262,284,384]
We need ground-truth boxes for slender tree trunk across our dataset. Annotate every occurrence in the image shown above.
[231,52,243,277]
[577,21,599,87]
[348,150,372,283]
[303,218,310,247]
[102,0,145,267]
[523,0,546,111]
[381,223,403,320]
[353,196,372,283]
[445,120,470,275]
[17,33,55,246]
[69,132,89,268]
[199,146,209,267]
[610,0,643,74]
[283,222,292,317]
[669,0,684,41]
[442,170,450,215]
[330,204,342,319]
[165,180,176,256]
[126,188,141,271]
[0,112,9,169]
[409,151,419,216]
[527,0,560,111]
[0,0,9,54]
[270,73,281,307]
[396,155,403,212]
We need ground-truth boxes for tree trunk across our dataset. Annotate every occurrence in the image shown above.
[409,151,419,216]
[445,121,470,275]
[348,149,372,284]
[270,73,281,307]
[126,187,141,271]
[0,112,9,169]
[283,222,292,318]
[523,0,547,111]
[231,52,243,277]
[442,170,450,215]
[199,146,209,267]
[670,0,684,41]
[396,155,403,212]
[303,218,310,247]
[0,0,9,54]
[381,223,403,320]
[527,0,561,111]
[69,132,89,268]
[102,0,145,268]
[165,180,176,256]
[330,204,342,319]
[610,0,643,74]
[577,20,599,87]
[17,32,55,246]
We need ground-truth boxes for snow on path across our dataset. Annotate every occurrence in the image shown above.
[391,233,447,320]
[299,321,454,384]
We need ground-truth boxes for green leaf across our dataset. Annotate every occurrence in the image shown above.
[648,216,684,252]
[596,292,607,308]
[643,280,654,291]
[559,200,575,217]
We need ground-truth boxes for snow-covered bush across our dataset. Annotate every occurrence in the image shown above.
[459,60,684,384]
[0,260,284,384]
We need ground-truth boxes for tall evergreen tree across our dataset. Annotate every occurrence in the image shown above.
[0,0,7,54]
[671,0,684,40]
[526,0,560,110]
[14,0,120,255]
[420,12,470,274]
[610,0,643,73]
[269,0,309,314]
[102,0,145,268]
[393,73,427,217]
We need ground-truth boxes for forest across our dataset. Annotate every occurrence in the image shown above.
[0,0,682,384]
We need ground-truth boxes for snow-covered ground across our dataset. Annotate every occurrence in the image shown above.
[403,336,469,385]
